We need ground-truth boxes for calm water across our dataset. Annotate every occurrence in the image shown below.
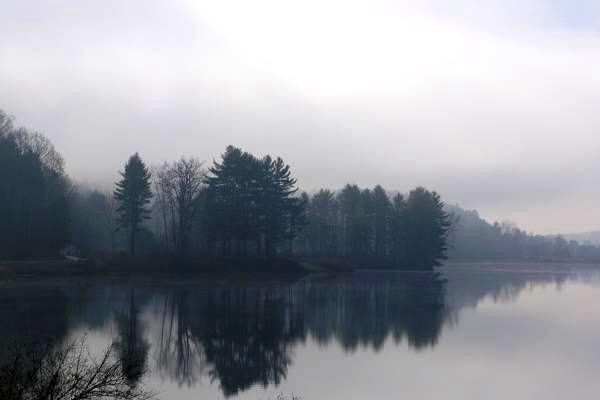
[2,263,600,399]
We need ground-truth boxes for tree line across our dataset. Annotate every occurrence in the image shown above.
[296,185,452,268]
[1,106,452,270]
[111,145,452,269]
[0,110,70,258]
[9,107,596,268]
[446,205,600,262]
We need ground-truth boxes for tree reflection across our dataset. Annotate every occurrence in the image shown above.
[113,288,150,386]
[0,265,586,399]
[300,273,447,351]
[201,289,305,397]
[155,290,205,387]
[155,287,304,397]
[151,273,447,396]
[0,285,70,362]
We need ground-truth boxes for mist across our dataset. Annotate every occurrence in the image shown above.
[6,3,600,399]
[3,0,600,233]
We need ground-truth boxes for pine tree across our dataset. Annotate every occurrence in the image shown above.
[206,146,254,256]
[306,189,338,255]
[263,156,298,256]
[285,194,307,254]
[206,146,303,258]
[338,184,362,257]
[403,187,451,269]
[390,193,407,267]
[114,153,153,256]
[372,185,391,258]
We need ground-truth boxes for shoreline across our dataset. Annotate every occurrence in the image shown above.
[2,258,599,282]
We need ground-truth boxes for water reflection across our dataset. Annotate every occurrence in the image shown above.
[113,288,150,386]
[155,290,205,386]
[154,287,304,396]
[300,273,447,351]
[144,275,447,396]
[0,265,595,398]
[0,285,69,359]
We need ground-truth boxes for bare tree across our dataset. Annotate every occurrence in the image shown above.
[0,337,154,400]
[169,158,206,254]
[13,128,65,175]
[153,159,206,255]
[153,163,175,252]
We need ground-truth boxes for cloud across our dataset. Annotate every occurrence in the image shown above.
[1,0,600,233]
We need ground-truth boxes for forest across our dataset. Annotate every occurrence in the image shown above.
[446,206,600,262]
[2,108,598,270]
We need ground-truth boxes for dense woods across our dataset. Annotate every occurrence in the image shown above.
[3,108,600,269]
[447,206,600,262]
[295,185,451,268]
[0,110,70,258]
[150,145,452,269]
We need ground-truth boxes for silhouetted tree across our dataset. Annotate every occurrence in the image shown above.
[286,193,308,254]
[205,146,247,256]
[114,153,153,256]
[338,184,363,257]
[305,189,340,255]
[0,338,153,400]
[0,109,70,259]
[261,156,300,257]
[206,146,303,258]
[154,158,206,255]
[403,187,452,269]
[372,185,391,259]
[113,289,150,386]
[389,193,407,267]
[300,185,455,269]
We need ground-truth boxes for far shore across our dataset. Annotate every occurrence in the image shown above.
[2,257,600,282]
[0,256,310,279]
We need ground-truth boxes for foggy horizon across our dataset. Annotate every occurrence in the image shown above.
[5,3,600,400]
[3,0,600,234]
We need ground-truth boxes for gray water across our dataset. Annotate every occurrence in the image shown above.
[2,263,600,400]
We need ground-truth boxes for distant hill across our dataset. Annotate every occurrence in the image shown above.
[444,204,600,261]
[562,231,600,246]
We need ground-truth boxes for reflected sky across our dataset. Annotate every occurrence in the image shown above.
[1,264,600,399]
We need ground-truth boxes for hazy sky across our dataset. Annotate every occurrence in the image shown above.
[2,0,600,234]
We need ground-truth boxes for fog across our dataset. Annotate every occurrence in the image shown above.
[2,0,600,234]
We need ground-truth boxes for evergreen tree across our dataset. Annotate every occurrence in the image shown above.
[372,185,391,258]
[206,146,303,258]
[359,188,374,256]
[403,187,451,269]
[261,156,299,257]
[285,194,308,254]
[114,153,153,256]
[338,184,362,257]
[206,146,253,256]
[389,193,407,267]
[306,189,339,255]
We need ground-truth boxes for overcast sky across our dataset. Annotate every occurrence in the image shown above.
[2,0,600,234]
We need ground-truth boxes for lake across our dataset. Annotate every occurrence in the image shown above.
[2,263,600,400]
